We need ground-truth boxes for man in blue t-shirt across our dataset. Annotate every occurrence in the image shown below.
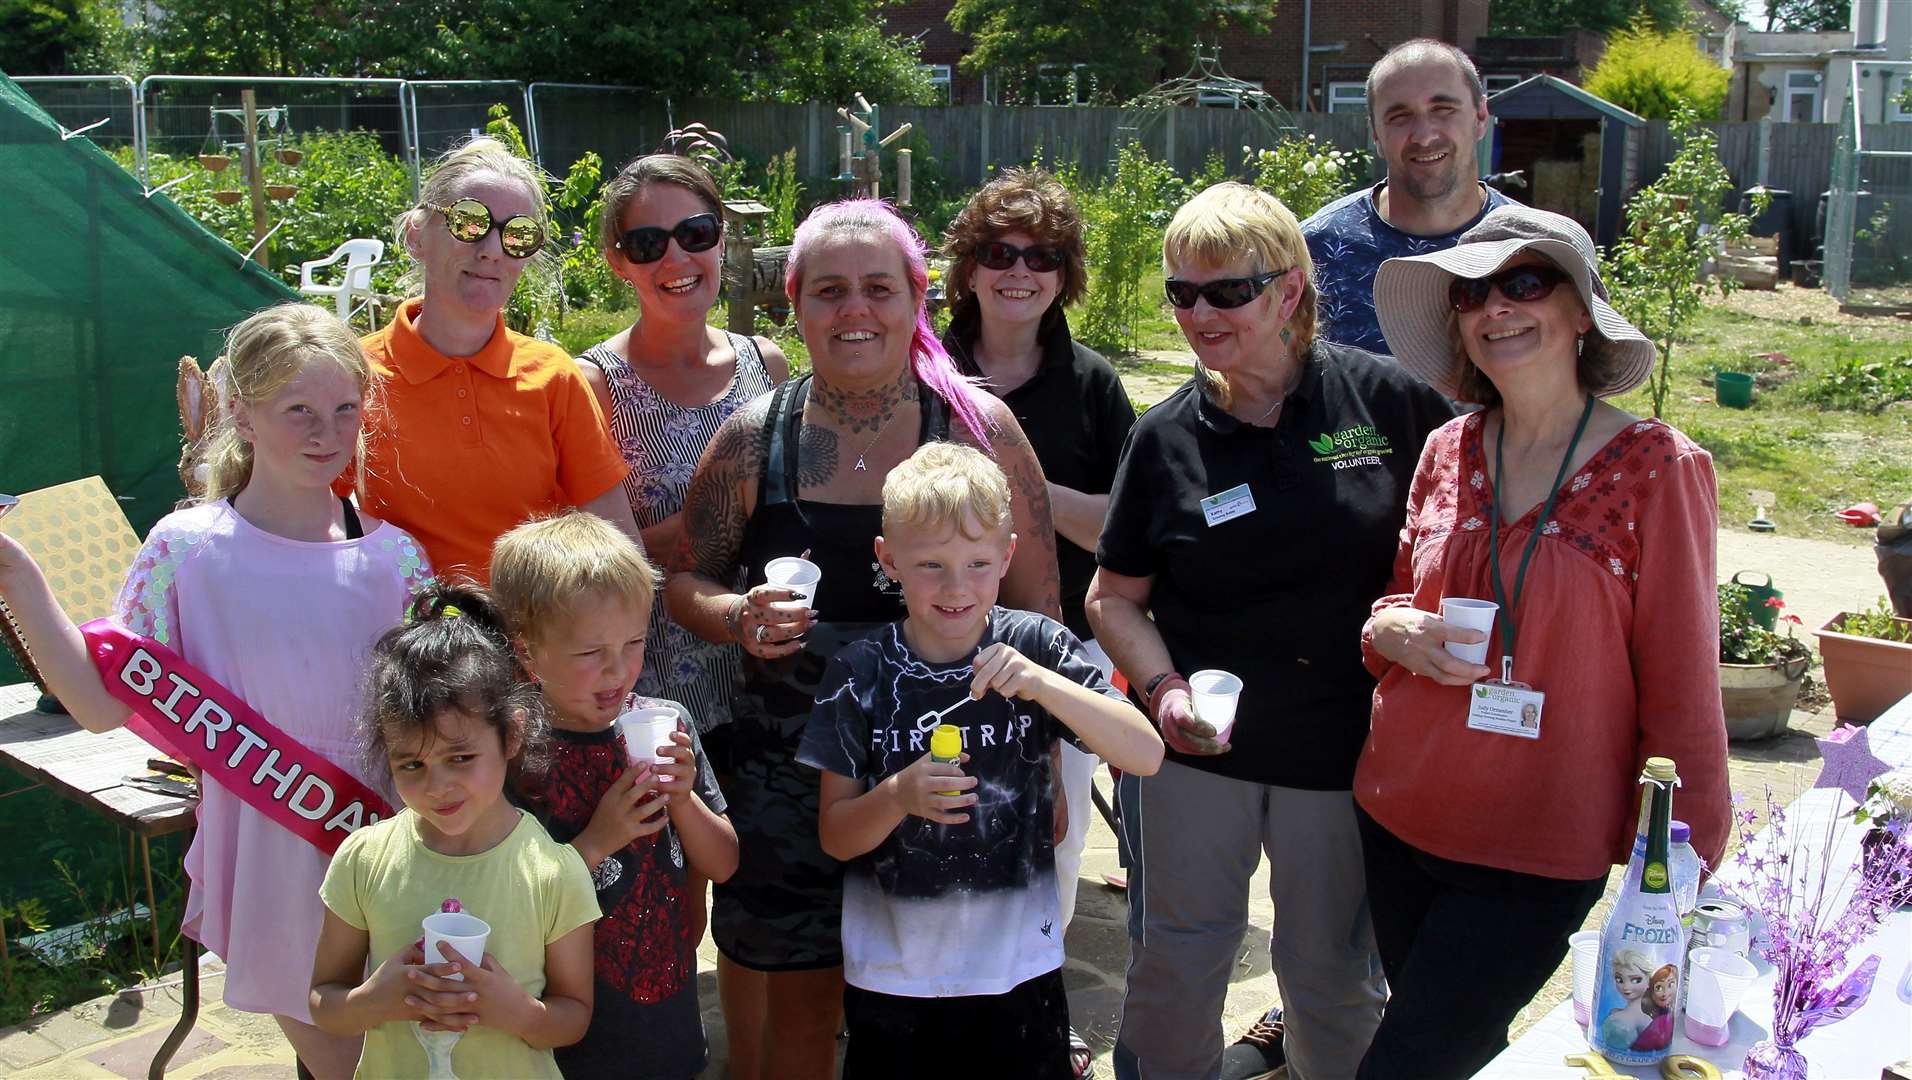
[1304,39,1511,357]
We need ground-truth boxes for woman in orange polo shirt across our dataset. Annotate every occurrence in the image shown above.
[354,137,640,581]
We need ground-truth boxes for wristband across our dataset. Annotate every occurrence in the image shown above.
[1147,673,1190,724]
[725,594,749,642]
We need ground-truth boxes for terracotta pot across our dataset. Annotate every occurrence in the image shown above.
[265,184,298,201]
[210,190,244,206]
[197,154,230,172]
[1815,612,1912,723]
[1720,655,1809,740]
[273,148,303,165]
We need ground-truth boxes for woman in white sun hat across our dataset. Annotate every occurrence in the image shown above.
[1351,204,1730,1078]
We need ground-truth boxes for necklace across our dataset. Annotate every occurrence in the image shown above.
[1247,397,1284,425]
[852,414,897,471]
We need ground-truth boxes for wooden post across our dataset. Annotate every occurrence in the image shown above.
[241,90,268,268]
[897,149,912,206]
[726,227,757,336]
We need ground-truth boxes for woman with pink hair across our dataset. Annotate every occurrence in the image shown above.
[667,199,1061,1079]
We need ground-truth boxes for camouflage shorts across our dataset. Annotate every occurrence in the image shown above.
[711,724,845,971]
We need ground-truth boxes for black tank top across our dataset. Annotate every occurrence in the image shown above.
[733,374,952,720]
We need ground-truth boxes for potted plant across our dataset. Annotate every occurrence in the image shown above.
[1815,597,1912,724]
[1719,583,1811,740]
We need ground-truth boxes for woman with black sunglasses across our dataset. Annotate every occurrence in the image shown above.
[1086,183,1454,1080]
[938,169,1133,1079]
[1352,204,1727,1078]
[352,136,641,583]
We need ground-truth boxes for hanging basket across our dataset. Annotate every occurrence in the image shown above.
[198,154,231,172]
[266,184,298,201]
[211,190,244,206]
[274,148,304,166]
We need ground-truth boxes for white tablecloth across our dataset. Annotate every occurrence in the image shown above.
[1477,695,1912,1078]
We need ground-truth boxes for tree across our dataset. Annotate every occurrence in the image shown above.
[1584,18,1730,121]
[0,0,104,74]
[1764,0,1847,32]
[1607,107,1762,419]
[1489,0,1685,36]
[947,0,1278,105]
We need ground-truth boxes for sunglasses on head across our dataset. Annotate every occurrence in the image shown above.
[975,240,1066,274]
[1448,264,1569,312]
[616,213,722,264]
[431,199,546,259]
[1164,268,1288,310]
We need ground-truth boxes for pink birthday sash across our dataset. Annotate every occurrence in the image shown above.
[82,620,390,854]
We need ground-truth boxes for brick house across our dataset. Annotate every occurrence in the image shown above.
[884,0,1489,112]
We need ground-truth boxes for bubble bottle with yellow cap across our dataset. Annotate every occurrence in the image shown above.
[930,724,963,798]
[1588,756,1685,1064]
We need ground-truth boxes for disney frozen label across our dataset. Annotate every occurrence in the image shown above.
[1588,757,1686,1064]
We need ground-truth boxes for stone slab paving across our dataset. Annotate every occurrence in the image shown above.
[0,705,1836,1078]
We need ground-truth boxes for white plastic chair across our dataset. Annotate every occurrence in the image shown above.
[299,239,384,325]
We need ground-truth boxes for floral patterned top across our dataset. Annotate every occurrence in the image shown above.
[1355,412,1731,879]
[578,333,776,732]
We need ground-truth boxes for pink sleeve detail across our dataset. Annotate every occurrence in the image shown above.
[112,526,191,648]
[1628,442,1731,867]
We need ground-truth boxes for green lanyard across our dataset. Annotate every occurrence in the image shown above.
[1488,395,1596,684]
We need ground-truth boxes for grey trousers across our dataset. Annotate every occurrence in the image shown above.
[1114,760,1385,1080]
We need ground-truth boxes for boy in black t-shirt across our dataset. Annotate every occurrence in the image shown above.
[491,512,740,1080]
[798,443,1163,1077]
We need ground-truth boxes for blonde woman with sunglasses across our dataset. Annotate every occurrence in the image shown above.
[1086,183,1454,1080]
[350,136,641,583]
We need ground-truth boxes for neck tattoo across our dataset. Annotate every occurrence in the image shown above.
[810,372,917,438]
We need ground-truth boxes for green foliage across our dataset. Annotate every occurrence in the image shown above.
[1762,0,1847,31]
[1064,142,1178,354]
[1584,17,1731,120]
[484,106,606,337]
[113,129,414,300]
[1718,582,1811,666]
[1836,597,1912,643]
[1245,134,1366,221]
[948,0,1278,105]
[0,0,105,73]
[761,149,803,246]
[1490,0,1686,35]
[1607,106,1759,418]
[1800,354,1912,413]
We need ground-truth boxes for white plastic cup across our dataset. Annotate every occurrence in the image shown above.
[1568,930,1601,1028]
[422,911,491,982]
[617,705,680,765]
[1440,597,1499,665]
[1187,670,1242,745]
[1684,946,1757,1046]
[764,556,822,610]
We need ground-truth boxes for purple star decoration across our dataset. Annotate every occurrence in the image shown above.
[1815,724,1890,805]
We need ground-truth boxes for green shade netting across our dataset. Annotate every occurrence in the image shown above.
[0,70,297,682]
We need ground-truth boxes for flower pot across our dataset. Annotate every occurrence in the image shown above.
[197,154,230,172]
[1721,655,1809,740]
[265,184,298,201]
[273,148,303,165]
[210,190,244,206]
[1815,612,1912,723]
[1716,371,1755,408]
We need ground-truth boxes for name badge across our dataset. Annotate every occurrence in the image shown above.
[1200,483,1256,527]
[1466,680,1544,740]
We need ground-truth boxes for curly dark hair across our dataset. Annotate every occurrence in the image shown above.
[941,167,1087,323]
[359,579,547,783]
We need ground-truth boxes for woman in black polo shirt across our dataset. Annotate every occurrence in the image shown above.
[1088,182,1454,1080]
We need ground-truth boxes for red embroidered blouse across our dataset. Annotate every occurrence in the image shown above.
[1355,412,1730,879]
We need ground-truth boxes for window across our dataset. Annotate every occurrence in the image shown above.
[1889,72,1912,123]
[1326,82,1366,114]
[1035,63,1093,107]
[1484,74,1524,95]
[921,64,952,106]
[1783,69,1822,123]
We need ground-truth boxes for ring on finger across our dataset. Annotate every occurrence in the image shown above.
[755,623,768,643]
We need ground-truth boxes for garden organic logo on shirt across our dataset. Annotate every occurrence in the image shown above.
[1309,424,1392,471]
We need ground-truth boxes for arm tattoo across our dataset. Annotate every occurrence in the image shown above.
[675,402,770,581]
[975,408,1063,620]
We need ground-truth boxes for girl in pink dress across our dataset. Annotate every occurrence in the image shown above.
[0,302,431,1079]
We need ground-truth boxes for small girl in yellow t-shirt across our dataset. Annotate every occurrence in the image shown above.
[309,584,599,1079]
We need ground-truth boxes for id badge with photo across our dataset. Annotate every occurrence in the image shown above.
[1466,680,1544,740]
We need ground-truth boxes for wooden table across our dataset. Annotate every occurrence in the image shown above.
[0,682,199,1080]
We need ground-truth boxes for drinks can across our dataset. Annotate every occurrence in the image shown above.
[1689,898,1751,958]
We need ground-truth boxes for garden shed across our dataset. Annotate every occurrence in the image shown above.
[1486,75,1646,248]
